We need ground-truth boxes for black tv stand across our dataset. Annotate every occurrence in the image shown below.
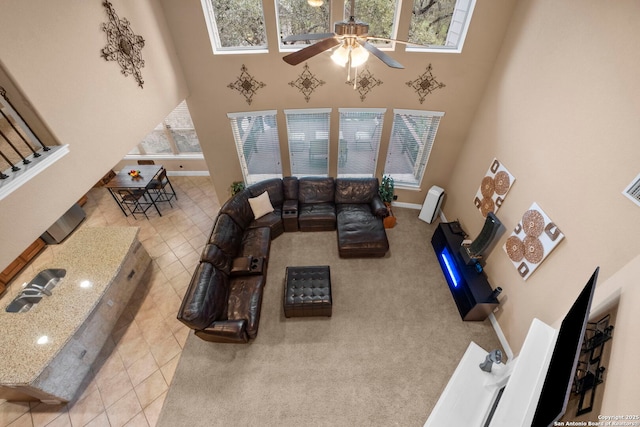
[431,222,499,321]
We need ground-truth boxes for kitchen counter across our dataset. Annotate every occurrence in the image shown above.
[0,226,151,403]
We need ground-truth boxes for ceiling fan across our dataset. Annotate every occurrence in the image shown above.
[282,0,409,71]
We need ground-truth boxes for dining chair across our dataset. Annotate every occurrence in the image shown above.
[117,189,161,219]
[148,168,177,207]
[137,160,156,165]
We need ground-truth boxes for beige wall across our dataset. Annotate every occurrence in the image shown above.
[444,0,640,411]
[159,0,518,203]
[0,0,188,269]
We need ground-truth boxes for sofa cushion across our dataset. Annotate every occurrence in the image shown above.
[248,191,274,220]
[249,208,284,240]
[240,227,271,260]
[210,214,243,258]
[335,178,379,204]
[283,176,299,200]
[249,178,284,207]
[299,177,335,204]
[201,244,233,275]
[220,188,254,229]
[298,202,336,231]
[177,263,229,330]
[336,204,389,257]
[228,275,265,339]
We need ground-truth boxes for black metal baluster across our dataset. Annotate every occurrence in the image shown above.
[0,86,48,151]
[0,108,40,158]
[0,127,31,165]
[0,148,18,179]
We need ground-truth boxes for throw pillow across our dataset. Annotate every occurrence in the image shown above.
[248,191,274,220]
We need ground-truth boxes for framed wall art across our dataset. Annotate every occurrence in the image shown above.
[504,202,564,280]
[474,158,515,217]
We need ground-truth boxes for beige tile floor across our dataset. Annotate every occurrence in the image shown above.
[0,176,220,427]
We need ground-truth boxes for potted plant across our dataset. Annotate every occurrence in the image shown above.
[379,175,395,205]
[230,181,245,196]
[379,175,396,228]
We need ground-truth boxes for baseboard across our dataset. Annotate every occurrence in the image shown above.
[489,313,514,361]
[166,171,210,177]
[391,201,422,210]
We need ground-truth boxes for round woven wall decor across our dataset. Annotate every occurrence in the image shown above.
[522,209,545,237]
[523,235,544,264]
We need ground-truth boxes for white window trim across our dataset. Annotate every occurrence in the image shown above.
[200,0,269,55]
[384,109,444,189]
[227,110,278,119]
[406,0,476,54]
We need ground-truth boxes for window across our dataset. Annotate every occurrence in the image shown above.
[131,101,202,156]
[337,108,385,178]
[284,109,330,177]
[277,0,331,50]
[201,0,268,53]
[344,0,399,47]
[407,0,475,52]
[228,110,282,184]
[383,109,443,188]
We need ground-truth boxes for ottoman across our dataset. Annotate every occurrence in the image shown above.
[284,265,332,318]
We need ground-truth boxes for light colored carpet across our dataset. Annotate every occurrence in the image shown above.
[158,208,502,427]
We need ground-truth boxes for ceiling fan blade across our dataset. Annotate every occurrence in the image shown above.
[358,40,404,69]
[283,32,336,43]
[283,37,341,66]
[365,36,428,48]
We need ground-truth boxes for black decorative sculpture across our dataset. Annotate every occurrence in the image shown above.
[289,63,325,103]
[406,64,445,104]
[346,67,383,102]
[228,65,266,105]
[100,1,146,88]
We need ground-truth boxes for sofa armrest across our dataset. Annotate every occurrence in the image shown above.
[230,256,264,276]
[194,319,249,343]
[371,196,388,218]
[283,199,298,215]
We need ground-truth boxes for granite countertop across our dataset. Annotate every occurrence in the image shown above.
[0,226,139,386]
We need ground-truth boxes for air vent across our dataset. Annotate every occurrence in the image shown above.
[623,172,640,207]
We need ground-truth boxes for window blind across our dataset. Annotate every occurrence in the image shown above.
[228,110,282,184]
[337,108,385,178]
[284,109,330,177]
[383,110,443,188]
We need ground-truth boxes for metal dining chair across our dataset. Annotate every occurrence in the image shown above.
[148,168,177,207]
[117,189,161,219]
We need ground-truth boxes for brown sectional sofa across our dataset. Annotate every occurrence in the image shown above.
[177,176,389,343]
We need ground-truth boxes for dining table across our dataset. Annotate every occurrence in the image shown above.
[104,164,163,217]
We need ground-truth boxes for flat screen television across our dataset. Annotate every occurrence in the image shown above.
[531,267,599,426]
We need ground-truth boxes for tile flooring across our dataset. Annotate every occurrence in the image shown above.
[0,176,220,427]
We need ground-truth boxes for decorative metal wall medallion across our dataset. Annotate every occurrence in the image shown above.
[100,1,146,88]
[228,65,266,105]
[289,63,325,103]
[406,64,445,104]
[346,67,383,102]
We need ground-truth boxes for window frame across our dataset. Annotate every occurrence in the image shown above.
[276,0,332,52]
[284,108,331,178]
[383,109,444,189]
[228,110,283,185]
[128,101,203,158]
[337,108,385,178]
[406,0,476,54]
[200,0,269,55]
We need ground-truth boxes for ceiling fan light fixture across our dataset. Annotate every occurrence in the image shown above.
[331,44,349,67]
[307,0,323,7]
[350,44,369,67]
